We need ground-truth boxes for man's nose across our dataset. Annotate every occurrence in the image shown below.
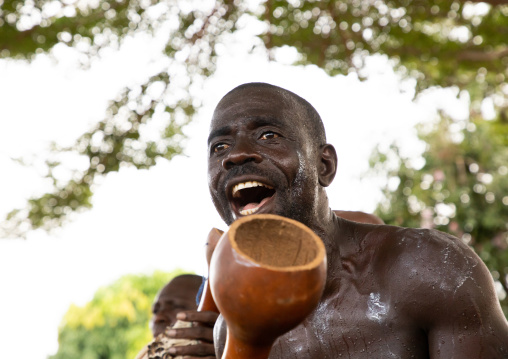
[154,310,173,323]
[154,314,167,324]
[222,141,262,170]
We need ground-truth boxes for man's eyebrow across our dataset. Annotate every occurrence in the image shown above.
[207,125,231,145]
[207,116,284,144]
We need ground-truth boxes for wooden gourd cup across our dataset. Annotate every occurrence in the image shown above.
[208,214,327,359]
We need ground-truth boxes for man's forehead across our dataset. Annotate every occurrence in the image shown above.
[215,86,290,111]
[163,279,195,292]
[210,90,299,130]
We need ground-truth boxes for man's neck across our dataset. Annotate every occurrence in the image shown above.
[304,192,341,257]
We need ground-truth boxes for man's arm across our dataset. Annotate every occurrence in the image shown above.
[394,229,508,358]
[425,253,508,358]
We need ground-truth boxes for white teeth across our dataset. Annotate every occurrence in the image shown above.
[236,183,245,193]
[240,207,259,215]
[232,181,273,197]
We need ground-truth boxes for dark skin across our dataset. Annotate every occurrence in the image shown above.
[334,210,384,225]
[205,84,508,358]
[151,275,200,337]
[150,275,218,358]
[168,213,379,358]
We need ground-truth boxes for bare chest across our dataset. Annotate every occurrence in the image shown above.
[266,278,429,359]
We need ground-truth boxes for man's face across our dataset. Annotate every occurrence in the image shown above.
[150,279,198,337]
[207,87,320,226]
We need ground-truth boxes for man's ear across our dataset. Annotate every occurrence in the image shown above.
[318,144,337,187]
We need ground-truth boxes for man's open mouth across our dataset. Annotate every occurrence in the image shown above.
[231,180,275,216]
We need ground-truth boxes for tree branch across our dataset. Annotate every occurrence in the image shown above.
[457,47,508,62]
[466,0,508,5]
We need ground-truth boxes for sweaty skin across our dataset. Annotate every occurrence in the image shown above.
[207,83,508,358]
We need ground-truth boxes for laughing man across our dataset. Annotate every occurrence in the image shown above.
[171,83,508,358]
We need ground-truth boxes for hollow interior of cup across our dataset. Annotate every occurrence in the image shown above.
[234,218,319,268]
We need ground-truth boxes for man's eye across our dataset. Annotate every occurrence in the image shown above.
[214,143,229,153]
[260,131,280,140]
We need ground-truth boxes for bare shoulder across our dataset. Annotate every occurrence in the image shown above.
[373,225,482,275]
[372,226,494,306]
[367,225,508,354]
[333,210,384,225]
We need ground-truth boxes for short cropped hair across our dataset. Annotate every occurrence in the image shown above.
[225,82,327,146]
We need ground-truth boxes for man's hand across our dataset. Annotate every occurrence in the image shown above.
[166,310,219,358]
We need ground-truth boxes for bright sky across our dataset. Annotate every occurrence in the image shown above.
[0,18,467,359]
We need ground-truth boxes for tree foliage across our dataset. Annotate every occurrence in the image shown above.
[49,269,188,359]
[1,0,243,236]
[1,3,507,304]
[264,0,508,99]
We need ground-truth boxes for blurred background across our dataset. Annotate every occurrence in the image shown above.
[0,0,507,358]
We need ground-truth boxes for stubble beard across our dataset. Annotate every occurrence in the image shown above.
[285,150,318,228]
[212,175,317,228]
[211,158,318,227]
[214,189,315,227]
[285,174,318,229]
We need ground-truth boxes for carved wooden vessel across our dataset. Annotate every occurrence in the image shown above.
[209,214,327,359]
